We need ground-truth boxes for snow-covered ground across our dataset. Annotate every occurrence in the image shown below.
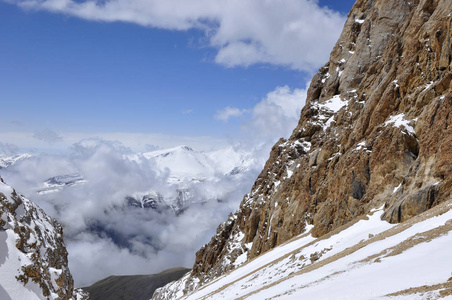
[0,227,45,300]
[164,201,452,300]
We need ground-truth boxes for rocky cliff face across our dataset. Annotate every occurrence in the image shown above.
[153,0,452,297]
[0,177,87,300]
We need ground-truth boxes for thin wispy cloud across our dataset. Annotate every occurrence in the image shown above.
[0,142,19,156]
[10,120,24,127]
[214,106,247,122]
[182,109,194,115]
[33,128,63,144]
[8,0,346,71]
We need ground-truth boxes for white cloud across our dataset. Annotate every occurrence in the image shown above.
[248,85,307,139]
[1,139,261,286]
[214,106,247,122]
[9,0,346,71]
[216,84,307,142]
[0,142,19,156]
[211,84,307,168]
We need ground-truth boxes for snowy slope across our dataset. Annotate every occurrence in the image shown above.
[154,201,452,299]
[0,220,44,300]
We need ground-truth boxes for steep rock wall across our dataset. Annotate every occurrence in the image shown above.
[154,0,452,297]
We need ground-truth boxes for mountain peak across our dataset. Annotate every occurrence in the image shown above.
[144,145,195,157]
[179,145,194,152]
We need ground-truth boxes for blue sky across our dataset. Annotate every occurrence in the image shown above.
[0,0,356,153]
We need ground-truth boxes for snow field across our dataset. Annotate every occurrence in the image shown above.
[181,203,452,300]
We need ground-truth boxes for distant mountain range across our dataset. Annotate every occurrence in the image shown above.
[124,145,256,213]
[24,145,257,213]
[127,145,256,183]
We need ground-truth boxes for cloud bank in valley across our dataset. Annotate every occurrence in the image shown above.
[1,139,261,286]
[8,0,346,71]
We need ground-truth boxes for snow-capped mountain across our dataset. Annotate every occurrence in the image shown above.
[0,153,32,169]
[0,143,262,287]
[126,191,168,210]
[206,147,256,177]
[37,173,86,195]
[126,189,196,214]
[128,145,256,184]
[121,146,257,212]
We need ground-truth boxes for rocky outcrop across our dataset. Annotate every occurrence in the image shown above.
[153,0,452,297]
[0,177,87,299]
